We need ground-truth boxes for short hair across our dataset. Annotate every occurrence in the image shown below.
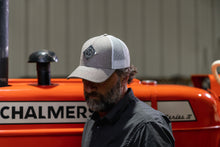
[115,65,137,84]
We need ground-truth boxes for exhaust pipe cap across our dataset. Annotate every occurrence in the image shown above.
[28,50,58,86]
[28,49,58,63]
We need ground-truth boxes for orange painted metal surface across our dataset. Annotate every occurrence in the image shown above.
[0,78,219,146]
[0,79,85,147]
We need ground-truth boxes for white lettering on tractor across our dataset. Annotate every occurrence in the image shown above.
[157,101,196,121]
[0,102,92,124]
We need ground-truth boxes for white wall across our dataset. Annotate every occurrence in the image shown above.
[8,0,220,79]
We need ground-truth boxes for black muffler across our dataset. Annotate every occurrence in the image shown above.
[0,0,9,87]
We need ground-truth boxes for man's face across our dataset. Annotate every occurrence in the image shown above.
[83,72,122,112]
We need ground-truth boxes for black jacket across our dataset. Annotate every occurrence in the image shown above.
[82,88,175,147]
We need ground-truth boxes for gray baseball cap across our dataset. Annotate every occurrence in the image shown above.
[67,34,130,83]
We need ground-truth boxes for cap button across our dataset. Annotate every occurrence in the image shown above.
[103,34,108,36]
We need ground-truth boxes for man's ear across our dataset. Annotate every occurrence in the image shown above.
[121,75,129,85]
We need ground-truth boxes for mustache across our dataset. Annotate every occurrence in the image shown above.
[84,91,101,98]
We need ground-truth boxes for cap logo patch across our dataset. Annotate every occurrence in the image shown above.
[83,45,96,60]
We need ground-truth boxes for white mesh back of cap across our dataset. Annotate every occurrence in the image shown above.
[107,35,130,69]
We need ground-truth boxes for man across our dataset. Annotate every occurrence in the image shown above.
[68,34,175,147]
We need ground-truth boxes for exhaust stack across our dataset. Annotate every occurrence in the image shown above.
[0,0,9,87]
[28,50,58,86]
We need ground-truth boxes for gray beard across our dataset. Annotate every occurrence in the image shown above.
[84,80,121,112]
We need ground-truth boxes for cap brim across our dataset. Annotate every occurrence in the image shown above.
[67,66,115,83]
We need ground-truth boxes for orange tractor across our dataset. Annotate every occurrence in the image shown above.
[0,0,219,146]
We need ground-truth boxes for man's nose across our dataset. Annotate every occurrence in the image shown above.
[83,80,97,93]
